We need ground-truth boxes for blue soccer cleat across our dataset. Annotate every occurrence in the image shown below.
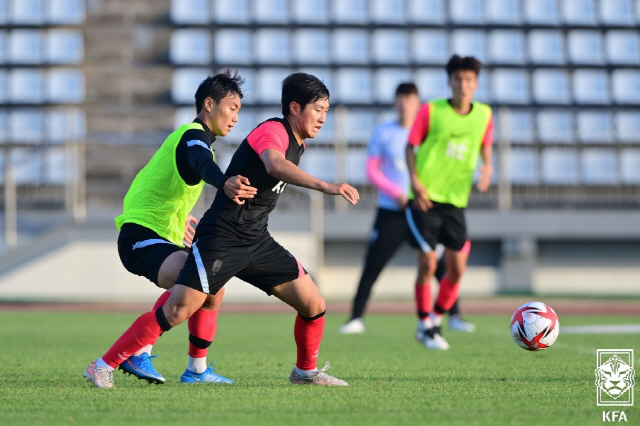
[180,362,234,384]
[119,353,166,384]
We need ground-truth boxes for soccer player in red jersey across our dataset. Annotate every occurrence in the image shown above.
[406,55,493,350]
[84,73,358,388]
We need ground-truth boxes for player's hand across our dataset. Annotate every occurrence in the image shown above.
[476,164,493,193]
[322,182,360,205]
[224,175,257,205]
[411,180,432,212]
[183,214,198,247]
[395,194,408,210]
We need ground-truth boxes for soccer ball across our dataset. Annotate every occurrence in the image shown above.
[510,302,559,351]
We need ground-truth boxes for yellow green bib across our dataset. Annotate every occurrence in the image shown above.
[411,99,492,208]
[114,122,210,246]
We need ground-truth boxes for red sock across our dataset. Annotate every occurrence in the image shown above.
[188,309,218,358]
[102,311,164,369]
[435,277,460,313]
[294,314,324,370]
[415,283,432,319]
[148,291,171,346]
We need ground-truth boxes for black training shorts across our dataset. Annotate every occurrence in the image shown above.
[406,201,467,252]
[117,222,186,286]
[176,234,307,296]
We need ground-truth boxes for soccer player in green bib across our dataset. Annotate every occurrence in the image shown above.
[85,71,257,387]
[405,55,494,350]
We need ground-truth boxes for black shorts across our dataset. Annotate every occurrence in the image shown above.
[176,234,307,296]
[117,223,186,286]
[406,201,467,252]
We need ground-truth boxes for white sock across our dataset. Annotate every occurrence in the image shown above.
[419,316,434,330]
[187,356,207,374]
[294,366,317,377]
[134,344,152,357]
[430,312,443,327]
[95,358,115,372]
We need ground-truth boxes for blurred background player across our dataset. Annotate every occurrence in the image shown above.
[406,55,493,350]
[340,83,476,335]
[105,71,257,385]
[84,72,359,388]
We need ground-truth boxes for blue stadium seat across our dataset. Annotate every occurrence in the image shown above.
[11,148,42,184]
[615,111,640,142]
[541,149,578,185]
[577,111,613,143]
[331,0,368,24]
[494,109,534,143]
[371,0,407,24]
[0,0,6,25]
[612,70,640,105]
[485,0,521,24]
[347,149,368,185]
[294,30,330,65]
[372,30,409,64]
[171,68,211,104]
[0,31,5,63]
[254,0,289,24]
[292,0,329,24]
[605,31,640,65]
[332,29,369,65]
[567,31,604,65]
[212,0,250,24]
[48,0,85,25]
[256,68,292,104]
[581,149,618,185]
[9,69,44,104]
[9,109,45,143]
[375,68,412,103]
[474,72,491,104]
[299,149,335,182]
[169,30,211,65]
[523,0,559,24]
[173,107,193,130]
[414,68,449,100]
[254,29,291,65]
[0,69,6,103]
[10,0,45,24]
[48,69,84,104]
[620,149,640,183]
[0,110,7,143]
[599,0,634,26]
[411,30,448,64]
[47,29,84,64]
[9,30,43,65]
[508,149,538,185]
[334,68,373,104]
[491,69,529,104]
[43,148,67,185]
[561,0,598,25]
[450,30,486,63]
[47,108,86,143]
[488,30,526,65]
[528,30,565,65]
[170,0,209,24]
[537,110,574,143]
[573,70,610,104]
[532,69,570,105]
[408,0,446,23]
[450,0,484,24]
[213,29,252,65]
[345,110,376,143]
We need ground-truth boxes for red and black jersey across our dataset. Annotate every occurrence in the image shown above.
[196,117,304,245]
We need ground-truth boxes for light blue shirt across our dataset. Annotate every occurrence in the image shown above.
[367,121,410,211]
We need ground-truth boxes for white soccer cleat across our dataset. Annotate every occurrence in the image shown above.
[448,315,476,333]
[289,362,348,386]
[339,318,365,334]
[416,325,450,350]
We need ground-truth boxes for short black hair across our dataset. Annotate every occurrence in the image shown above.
[395,82,419,97]
[445,55,483,77]
[281,72,330,117]
[195,69,244,113]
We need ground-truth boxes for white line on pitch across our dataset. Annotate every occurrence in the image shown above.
[562,324,640,334]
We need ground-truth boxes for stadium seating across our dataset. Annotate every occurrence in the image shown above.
[488,30,526,65]
[47,30,84,64]
[411,30,448,64]
[573,70,610,104]
[616,111,640,142]
[171,68,211,104]
[170,0,208,24]
[523,0,559,24]
[256,68,292,104]
[294,30,330,65]
[577,111,613,144]
[508,149,538,185]
[334,68,373,104]
[581,149,618,185]
[212,0,250,24]
[9,30,43,65]
[375,68,412,103]
[10,0,45,25]
[48,0,86,25]
[9,69,44,104]
[451,30,486,63]
[9,109,45,143]
[254,29,291,65]
[562,0,598,25]
[48,69,85,104]
[612,70,640,105]
[620,149,640,184]
[170,29,211,65]
[529,30,565,65]
[253,0,289,24]
[371,0,406,24]
[213,30,252,65]
[599,0,635,26]
[292,0,329,24]
[332,30,369,65]
[532,69,570,105]
[372,30,409,65]
[299,149,336,182]
[492,69,529,105]
[485,0,521,24]
[605,31,640,65]
[537,110,574,144]
[567,31,604,65]
[409,0,446,23]
[414,68,449,101]
[450,0,484,24]
[331,0,368,24]
[541,149,578,185]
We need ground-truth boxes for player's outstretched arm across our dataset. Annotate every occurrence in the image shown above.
[405,144,432,212]
[260,148,359,205]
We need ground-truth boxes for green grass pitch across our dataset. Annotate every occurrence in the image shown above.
[0,311,638,426]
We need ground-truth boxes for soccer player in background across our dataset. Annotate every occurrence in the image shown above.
[340,83,476,335]
[105,71,257,385]
[406,55,493,350]
[84,72,358,388]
